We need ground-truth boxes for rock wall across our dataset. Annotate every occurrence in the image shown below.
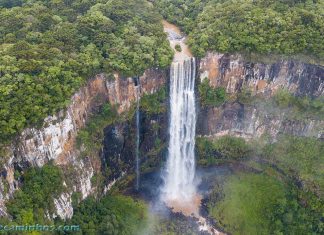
[197,102,324,140]
[103,111,168,184]
[200,52,324,97]
[198,53,324,140]
[0,69,167,218]
[2,51,323,220]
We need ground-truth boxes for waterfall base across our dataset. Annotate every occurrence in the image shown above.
[162,192,224,235]
[165,194,202,217]
[164,195,224,235]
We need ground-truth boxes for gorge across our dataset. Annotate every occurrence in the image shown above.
[0,1,323,234]
[0,44,323,234]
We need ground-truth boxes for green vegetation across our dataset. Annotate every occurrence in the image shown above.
[175,44,182,52]
[140,87,167,115]
[263,135,324,197]
[5,164,64,226]
[199,134,323,196]
[198,79,227,107]
[236,88,324,120]
[202,135,324,234]
[0,0,22,8]
[273,89,324,119]
[152,214,201,235]
[0,0,173,144]
[153,0,210,33]
[76,103,118,156]
[154,0,324,60]
[196,136,251,166]
[209,173,286,235]
[236,88,255,104]
[208,172,323,235]
[68,194,148,235]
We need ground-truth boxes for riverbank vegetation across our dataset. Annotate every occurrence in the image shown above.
[198,135,324,195]
[0,0,173,144]
[154,0,324,61]
[263,135,324,197]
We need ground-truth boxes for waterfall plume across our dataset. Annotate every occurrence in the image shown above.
[162,57,197,202]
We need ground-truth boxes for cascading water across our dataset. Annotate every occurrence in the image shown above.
[135,78,141,191]
[156,21,222,235]
[162,57,197,202]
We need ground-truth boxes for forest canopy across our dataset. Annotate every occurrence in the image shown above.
[0,0,174,143]
[154,0,324,59]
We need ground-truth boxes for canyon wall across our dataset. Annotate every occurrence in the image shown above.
[198,52,324,140]
[0,69,167,218]
[102,110,168,186]
[1,51,323,220]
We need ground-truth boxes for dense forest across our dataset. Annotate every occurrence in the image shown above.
[153,0,324,58]
[0,164,64,231]
[0,0,173,144]
[0,1,323,235]
[2,0,323,144]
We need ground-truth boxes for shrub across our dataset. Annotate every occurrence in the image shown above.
[76,103,118,155]
[69,195,148,235]
[214,136,251,159]
[140,87,167,115]
[199,79,227,107]
[6,164,64,223]
[196,136,251,166]
[237,88,253,104]
[273,89,324,118]
[175,44,182,52]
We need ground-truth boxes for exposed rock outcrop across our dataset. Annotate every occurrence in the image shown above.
[198,53,324,140]
[197,102,324,140]
[0,69,167,219]
[103,111,168,183]
[1,51,323,220]
[200,52,323,97]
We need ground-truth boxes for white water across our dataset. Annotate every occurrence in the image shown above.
[135,82,140,191]
[162,57,197,201]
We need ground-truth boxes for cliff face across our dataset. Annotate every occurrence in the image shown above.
[197,102,324,140]
[198,53,324,140]
[0,69,167,219]
[1,51,323,220]
[102,111,168,185]
[200,53,323,97]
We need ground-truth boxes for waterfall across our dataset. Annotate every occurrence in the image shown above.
[163,57,197,201]
[135,78,141,191]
